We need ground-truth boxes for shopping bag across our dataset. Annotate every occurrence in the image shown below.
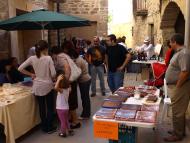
[63,53,82,82]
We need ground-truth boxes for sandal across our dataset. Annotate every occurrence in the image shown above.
[58,133,67,138]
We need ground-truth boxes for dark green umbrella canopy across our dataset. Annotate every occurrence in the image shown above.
[0,9,90,31]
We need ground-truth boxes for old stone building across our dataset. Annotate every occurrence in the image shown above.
[0,0,10,60]
[50,0,108,46]
[133,0,186,54]
[0,0,50,62]
[0,0,108,62]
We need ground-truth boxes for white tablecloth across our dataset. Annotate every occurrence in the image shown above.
[132,60,164,65]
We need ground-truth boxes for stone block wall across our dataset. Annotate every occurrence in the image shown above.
[133,0,186,56]
[0,0,51,61]
[28,0,49,10]
[0,0,10,59]
[49,0,108,46]
[133,0,161,47]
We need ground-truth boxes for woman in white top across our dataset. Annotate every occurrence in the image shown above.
[18,40,56,133]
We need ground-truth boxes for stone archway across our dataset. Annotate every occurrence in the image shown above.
[160,2,185,53]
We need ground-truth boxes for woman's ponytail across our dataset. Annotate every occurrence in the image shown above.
[35,40,48,58]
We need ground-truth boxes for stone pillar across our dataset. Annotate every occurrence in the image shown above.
[7,0,20,61]
[0,0,10,59]
[185,0,190,48]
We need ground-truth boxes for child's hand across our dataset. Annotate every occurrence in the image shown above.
[57,74,64,81]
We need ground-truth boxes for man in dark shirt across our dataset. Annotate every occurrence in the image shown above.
[8,57,24,83]
[105,34,131,93]
[86,36,106,97]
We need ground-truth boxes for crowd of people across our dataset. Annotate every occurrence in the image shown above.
[0,33,190,142]
[0,34,131,138]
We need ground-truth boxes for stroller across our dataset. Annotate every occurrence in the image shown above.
[144,62,167,88]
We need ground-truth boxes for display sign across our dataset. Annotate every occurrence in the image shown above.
[94,121,118,140]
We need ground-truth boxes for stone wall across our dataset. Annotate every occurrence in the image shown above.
[27,0,49,11]
[50,0,108,46]
[0,0,10,59]
[0,0,52,61]
[7,0,50,62]
[161,0,185,43]
[61,0,108,36]
[133,0,186,55]
[133,0,161,47]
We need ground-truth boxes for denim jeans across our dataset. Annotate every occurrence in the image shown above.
[107,71,125,93]
[90,64,105,94]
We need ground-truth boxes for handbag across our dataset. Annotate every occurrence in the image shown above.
[63,53,82,82]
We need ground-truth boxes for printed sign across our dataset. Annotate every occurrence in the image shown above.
[94,121,118,140]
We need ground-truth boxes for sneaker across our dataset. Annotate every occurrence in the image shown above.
[78,116,90,120]
[91,93,96,97]
[59,133,67,137]
[70,122,81,129]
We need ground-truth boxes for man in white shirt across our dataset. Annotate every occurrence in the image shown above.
[139,37,154,59]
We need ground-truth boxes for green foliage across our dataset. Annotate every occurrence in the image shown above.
[108,14,113,23]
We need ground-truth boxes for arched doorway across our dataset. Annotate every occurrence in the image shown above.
[175,11,185,36]
[160,2,185,54]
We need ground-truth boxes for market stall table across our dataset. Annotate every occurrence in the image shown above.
[132,60,164,80]
[93,86,161,143]
[132,60,160,65]
[0,84,40,143]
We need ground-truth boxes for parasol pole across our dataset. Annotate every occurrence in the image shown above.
[50,0,66,48]
[57,3,61,48]
[40,22,48,40]
[41,24,45,40]
[42,29,44,40]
